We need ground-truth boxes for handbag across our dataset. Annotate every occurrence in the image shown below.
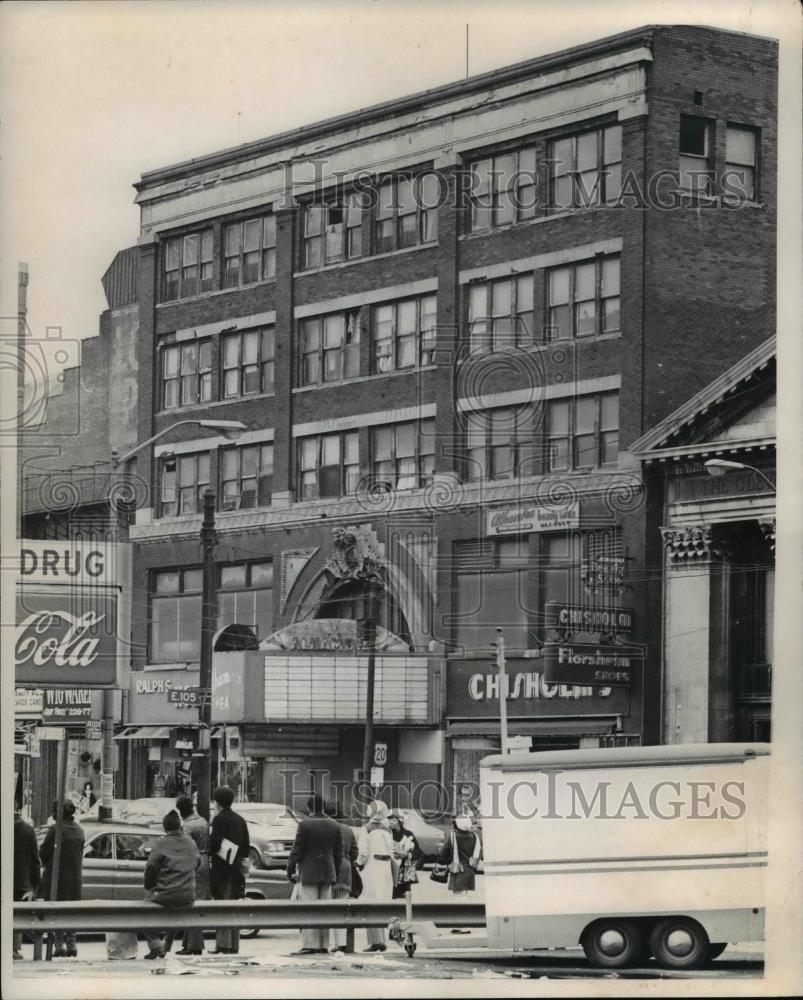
[349,864,363,899]
[429,865,448,884]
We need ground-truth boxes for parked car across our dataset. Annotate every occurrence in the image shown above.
[35,822,291,939]
[231,802,300,870]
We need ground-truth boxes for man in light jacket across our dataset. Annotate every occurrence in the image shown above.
[286,794,344,955]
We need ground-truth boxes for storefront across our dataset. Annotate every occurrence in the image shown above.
[118,667,203,798]
[445,652,636,795]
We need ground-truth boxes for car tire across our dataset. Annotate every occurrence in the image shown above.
[240,892,263,939]
[581,919,642,968]
[649,917,710,970]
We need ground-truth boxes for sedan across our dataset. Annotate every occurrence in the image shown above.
[232,802,300,870]
[38,822,292,938]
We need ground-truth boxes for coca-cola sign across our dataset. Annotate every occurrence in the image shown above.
[15,588,118,686]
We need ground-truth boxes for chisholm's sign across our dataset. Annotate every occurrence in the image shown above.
[545,602,633,635]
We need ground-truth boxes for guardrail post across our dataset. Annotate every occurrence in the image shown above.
[33,933,43,961]
[346,926,355,952]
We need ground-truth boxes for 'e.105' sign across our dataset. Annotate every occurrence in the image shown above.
[15,588,118,687]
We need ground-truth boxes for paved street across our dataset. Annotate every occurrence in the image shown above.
[12,879,764,984]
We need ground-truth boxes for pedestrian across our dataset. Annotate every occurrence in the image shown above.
[174,795,210,955]
[438,814,481,896]
[286,794,344,955]
[82,781,97,808]
[356,801,394,952]
[13,804,41,960]
[141,808,200,959]
[209,785,250,955]
[330,810,358,954]
[388,811,421,900]
[39,800,85,958]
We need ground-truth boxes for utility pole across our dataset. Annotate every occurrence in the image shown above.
[361,578,379,780]
[495,628,509,755]
[196,488,217,821]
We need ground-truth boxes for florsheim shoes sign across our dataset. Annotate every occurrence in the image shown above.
[13,540,128,688]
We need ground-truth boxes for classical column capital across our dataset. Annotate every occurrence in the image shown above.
[661,525,731,563]
[758,518,776,551]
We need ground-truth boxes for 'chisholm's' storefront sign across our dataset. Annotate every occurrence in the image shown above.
[541,642,642,688]
[545,602,633,635]
[447,659,630,718]
[486,501,579,536]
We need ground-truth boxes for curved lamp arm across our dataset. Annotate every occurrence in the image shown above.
[111,420,246,468]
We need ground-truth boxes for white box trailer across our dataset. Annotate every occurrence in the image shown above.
[479,742,769,969]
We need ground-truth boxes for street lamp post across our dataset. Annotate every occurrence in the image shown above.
[360,578,380,781]
[102,419,245,825]
[196,488,217,822]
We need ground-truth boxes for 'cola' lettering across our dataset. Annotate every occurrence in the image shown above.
[15,611,104,668]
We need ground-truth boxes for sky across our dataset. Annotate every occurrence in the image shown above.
[0,0,791,378]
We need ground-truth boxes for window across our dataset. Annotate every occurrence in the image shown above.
[219,443,273,510]
[161,340,212,409]
[372,294,437,373]
[453,538,530,650]
[217,561,273,641]
[162,231,213,301]
[543,528,624,613]
[679,116,712,194]
[150,567,202,662]
[725,126,758,201]
[159,452,210,517]
[371,419,435,490]
[550,125,622,209]
[299,311,360,386]
[297,430,360,499]
[115,833,159,861]
[223,214,276,287]
[547,255,620,341]
[303,193,363,269]
[467,275,534,353]
[465,407,539,481]
[222,328,275,398]
[469,147,537,230]
[547,392,619,472]
[375,174,439,253]
[84,834,113,860]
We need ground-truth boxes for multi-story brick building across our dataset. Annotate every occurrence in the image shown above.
[98,24,777,805]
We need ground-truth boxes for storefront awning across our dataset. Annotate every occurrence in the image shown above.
[447,717,619,738]
[114,725,172,741]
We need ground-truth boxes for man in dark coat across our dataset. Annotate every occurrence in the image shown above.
[209,785,250,955]
[39,800,85,957]
[286,794,344,955]
[330,814,358,954]
[13,806,41,960]
[141,809,200,959]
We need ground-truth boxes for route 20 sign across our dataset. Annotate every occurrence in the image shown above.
[373,741,388,767]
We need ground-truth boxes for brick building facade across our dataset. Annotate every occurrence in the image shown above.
[22,25,777,809]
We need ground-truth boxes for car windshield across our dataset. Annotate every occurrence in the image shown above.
[241,806,296,826]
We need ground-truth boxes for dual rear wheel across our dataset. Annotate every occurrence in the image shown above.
[582,916,720,970]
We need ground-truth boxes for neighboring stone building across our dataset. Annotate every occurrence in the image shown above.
[633,337,775,744]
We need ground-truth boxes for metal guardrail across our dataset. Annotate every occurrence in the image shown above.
[14,899,486,960]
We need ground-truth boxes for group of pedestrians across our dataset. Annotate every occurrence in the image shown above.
[13,789,481,963]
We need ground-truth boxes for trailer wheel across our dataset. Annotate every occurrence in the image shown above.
[581,919,642,968]
[650,917,709,970]
[708,943,727,960]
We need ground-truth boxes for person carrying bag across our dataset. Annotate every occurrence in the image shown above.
[436,815,481,895]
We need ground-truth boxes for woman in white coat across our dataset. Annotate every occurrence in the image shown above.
[356,801,394,951]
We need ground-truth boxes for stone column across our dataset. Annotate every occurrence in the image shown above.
[660,525,733,743]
